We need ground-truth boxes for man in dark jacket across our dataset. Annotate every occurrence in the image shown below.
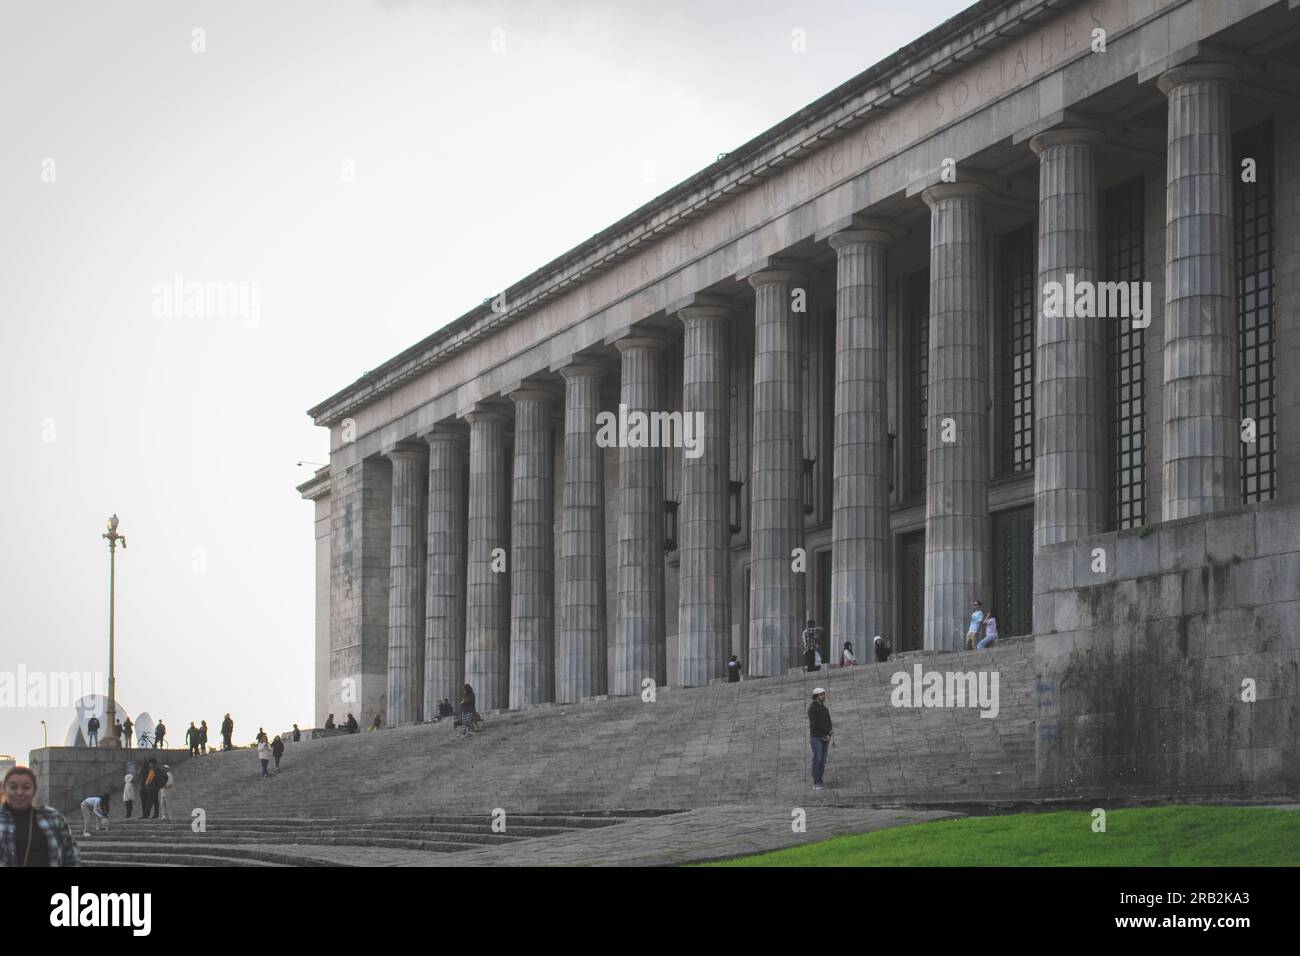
[139,759,162,819]
[185,722,200,756]
[122,716,134,749]
[726,655,742,683]
[153,720,166,749]
[221,714,234,751]
[808,688,833,791]
[86,716,100,747]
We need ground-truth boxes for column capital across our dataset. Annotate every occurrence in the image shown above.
[381,439,428,462]
[557,360,616,382]
[613,330,673,354]
[504,378,563,404]
[461,400,511,425]
[920,181,991,209]
[738,256,804,288]
[1028,126,1106,156]
[668,292,735,325]
[818,214,900,248]
[418,422,467,446]
[1157,62,1240,96]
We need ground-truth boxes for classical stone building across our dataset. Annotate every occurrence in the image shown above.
[301,0,1300,734]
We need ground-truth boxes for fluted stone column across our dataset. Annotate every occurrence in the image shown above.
[508,384,559,709]
[421,424,467,717]
[1158,63,1242,519]
[921,184,991,652]
[464,405,511,711]
[827,224,893,661]
[1030,128,1108,549]
[673,296,732,687]
[745,261,806,676]
[557,362,610,702]
[382,441,428,726]
[613,333,670,696]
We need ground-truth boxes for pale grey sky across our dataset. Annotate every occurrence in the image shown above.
[0,0,969,761]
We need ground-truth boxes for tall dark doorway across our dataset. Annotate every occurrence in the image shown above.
[991,506,1034,637]
[898,530,925,652]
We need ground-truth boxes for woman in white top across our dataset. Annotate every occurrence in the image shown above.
[840,642,858,667]
[257,738,271,778]
[122,770,136,819]
[80,793,111,836]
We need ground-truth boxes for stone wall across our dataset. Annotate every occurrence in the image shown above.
[1033,495,1300,795]
[29,747,193,817]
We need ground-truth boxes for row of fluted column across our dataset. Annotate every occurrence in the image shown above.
[369,60,1245,719]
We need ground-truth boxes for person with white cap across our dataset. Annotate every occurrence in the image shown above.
[808,688,833,791]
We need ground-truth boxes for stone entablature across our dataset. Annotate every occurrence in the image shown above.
[311,0,1250,448]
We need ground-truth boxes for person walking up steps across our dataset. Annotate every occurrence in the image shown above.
[808,688,833,791]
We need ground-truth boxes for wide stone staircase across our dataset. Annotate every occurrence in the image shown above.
[77,640,1038,865]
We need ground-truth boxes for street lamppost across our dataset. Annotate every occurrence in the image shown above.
[101,514,126,749]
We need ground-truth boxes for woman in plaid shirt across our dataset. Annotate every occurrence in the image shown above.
[0,766,80,867]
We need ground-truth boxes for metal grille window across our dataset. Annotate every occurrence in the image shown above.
[997,225,1035,476]
[1105,176,1147,530]
[905,270,929,499]
[1235,122,1276,504]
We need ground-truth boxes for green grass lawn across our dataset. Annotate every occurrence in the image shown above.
[702,806,1300,866]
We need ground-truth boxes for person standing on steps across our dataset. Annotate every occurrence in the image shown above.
[965,600,986,651]
[199,720,209,755]
[86,716,99,747]
[158,765,174,820]
[140,759,162,819]
[114,719,124,745]
[186,722,200,757]
[801,620,824,672]
[0,766,80,867]
[256,728,268,745]
[257,737,271,778]
[457,685,476,737]
[153,719,167,749]
[726,654,742,683]
[221,713,234,751]
[122,716,134,749]
[808,688,833,792]
[292,724,301,743]
[873,635,892,663]
[122,766,136,819]
[271,735,284,772]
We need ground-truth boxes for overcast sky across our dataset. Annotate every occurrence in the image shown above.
[0,0,968,762]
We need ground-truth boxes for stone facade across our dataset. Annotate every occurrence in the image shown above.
[299,0,1300,767]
